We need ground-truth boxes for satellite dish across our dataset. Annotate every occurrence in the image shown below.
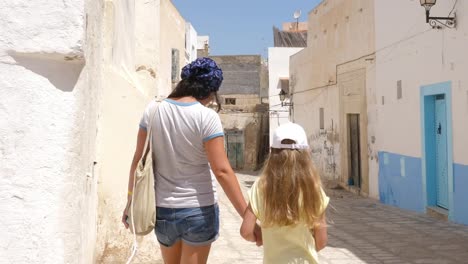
[293,10,302,19]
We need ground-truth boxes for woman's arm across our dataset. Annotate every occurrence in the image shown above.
[240,204,257,242]
[204,137,247,218]
[122,128,147,229]
[313,214,328,252]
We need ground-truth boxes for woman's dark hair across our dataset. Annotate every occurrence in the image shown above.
[168,78,222,112]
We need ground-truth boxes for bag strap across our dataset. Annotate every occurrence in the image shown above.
[141,101,159,160]
[126,101,159,263]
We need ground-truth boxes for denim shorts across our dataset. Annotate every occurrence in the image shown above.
[155,204,219,247]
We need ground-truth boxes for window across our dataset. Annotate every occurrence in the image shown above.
[397,80,402,99]
[319,108,324,129]
[279,78,289,93]
[225,98,236,105]
[171,49,180,83]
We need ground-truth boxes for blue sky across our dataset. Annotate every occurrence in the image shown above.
[172,0,321,58]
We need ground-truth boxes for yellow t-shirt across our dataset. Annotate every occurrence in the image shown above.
[248,178,329,264]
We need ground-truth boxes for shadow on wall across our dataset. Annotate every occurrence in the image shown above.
[9,51,85,92]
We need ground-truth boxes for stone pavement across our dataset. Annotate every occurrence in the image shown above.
[207,172,263,264]
[320,186,468,264]
[231,172,468,264]
[123,172,468,263]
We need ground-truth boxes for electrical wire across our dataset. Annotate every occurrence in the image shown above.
[265,27,433,99]
[449,0,458,16]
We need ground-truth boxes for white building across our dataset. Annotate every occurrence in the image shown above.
[268,23,307,146]
[372,0,468,225]
[0,0,100,262]
[268,47,303,144]
[197,35,210,57]
[289,0,468,225]
[185,23,198,63]
[0,0,192,262]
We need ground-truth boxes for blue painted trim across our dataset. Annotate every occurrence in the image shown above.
[453,163,468,224]
[165,98,200,106]
[378,151,425,212]
[203,132,224,142]
[420,81,454,220]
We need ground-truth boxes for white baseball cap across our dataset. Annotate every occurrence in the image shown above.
[271,122,309,149]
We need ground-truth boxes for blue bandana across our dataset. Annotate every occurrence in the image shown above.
[181,57,224,92]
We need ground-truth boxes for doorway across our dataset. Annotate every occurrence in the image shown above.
[435,95,449,209]
[348,114,361,188]
[225,130,244,170]
[421,82,454,218]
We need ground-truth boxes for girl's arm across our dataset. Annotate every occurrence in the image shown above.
[122,128,147,229]
[204,137,248,217]
[313,214,328,251]
[240,204,257,242]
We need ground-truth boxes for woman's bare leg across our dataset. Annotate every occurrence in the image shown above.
[180,242,212,264]
[160,240,182,264]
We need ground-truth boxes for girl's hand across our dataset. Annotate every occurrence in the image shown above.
[254,223,263,246]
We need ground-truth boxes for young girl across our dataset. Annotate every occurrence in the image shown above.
[241,122,329,264]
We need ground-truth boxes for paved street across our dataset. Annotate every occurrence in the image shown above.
[123,172,468,264]
[319,186,468,264]
[225,172,468,264]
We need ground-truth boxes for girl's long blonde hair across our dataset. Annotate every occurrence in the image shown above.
[259,140,324,228]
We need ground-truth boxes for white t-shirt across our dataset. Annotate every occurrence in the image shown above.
[139,99,224,208]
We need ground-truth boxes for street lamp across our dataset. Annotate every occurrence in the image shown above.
[420,0,456,28]
[279,90,292,107]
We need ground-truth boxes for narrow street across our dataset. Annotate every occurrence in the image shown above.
[210,172,468,264]
[119,171,468,264]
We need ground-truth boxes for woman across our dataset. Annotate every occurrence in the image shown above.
[122,57,260,264]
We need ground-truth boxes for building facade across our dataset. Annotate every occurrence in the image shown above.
[185,23,198,63]
[372,0,468,225]
[197,35,210,58]
[268,22,307,146]
[1,0,193,262]
[268,47,303,144]
[290,0,375,188]
[291,0,468,225]
[0,0,102,262]
[210,55,269,171]
[96,0,190,262]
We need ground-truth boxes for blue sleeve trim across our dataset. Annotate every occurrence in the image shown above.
[139,124,147,130]
[203,132,224,142]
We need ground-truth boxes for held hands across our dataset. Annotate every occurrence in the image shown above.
[254,223,263,247]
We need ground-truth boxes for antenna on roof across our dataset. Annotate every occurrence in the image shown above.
[293,10,302,31]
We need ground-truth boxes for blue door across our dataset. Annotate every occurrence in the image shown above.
[435,95,449,209]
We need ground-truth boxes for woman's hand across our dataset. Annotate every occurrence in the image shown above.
[121,199,131,229]
[123,128,147,229]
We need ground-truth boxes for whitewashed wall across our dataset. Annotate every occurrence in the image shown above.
[186,23,198,63]
[290,0,375,183]
[268,47,303,144]
[372,0,468,221]
[373,0,468,162]
[94,0,189,262]
[94,0,159,262]
[0,0,103,262]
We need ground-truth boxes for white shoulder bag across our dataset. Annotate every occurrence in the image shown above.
[126,102,158,263]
